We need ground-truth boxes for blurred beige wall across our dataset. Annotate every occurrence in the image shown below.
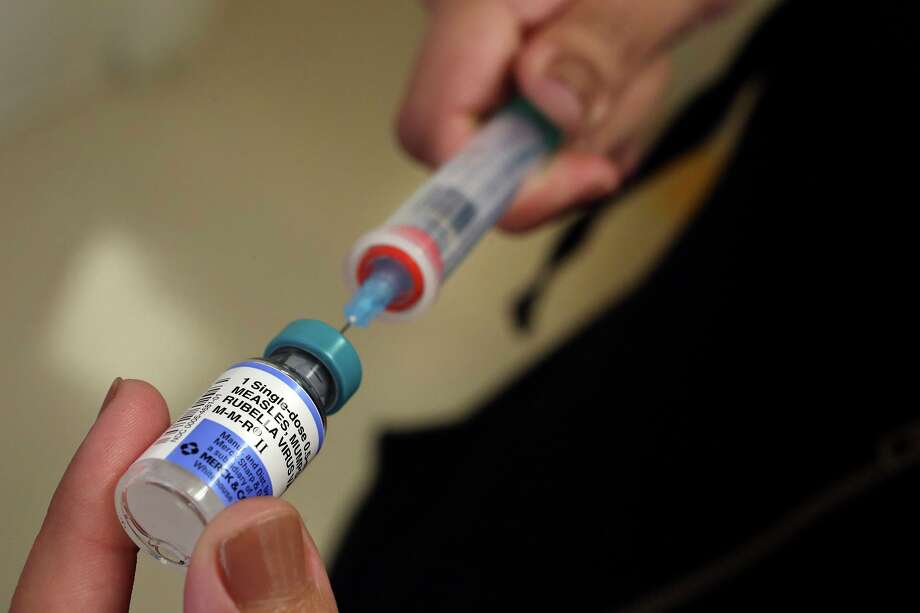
[0,0,219,142]
[1,1,775,610]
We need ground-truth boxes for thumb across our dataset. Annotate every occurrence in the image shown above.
[184,498,337,613]
[515,0,730,137]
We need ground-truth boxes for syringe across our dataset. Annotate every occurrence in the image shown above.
[344,99,560,327]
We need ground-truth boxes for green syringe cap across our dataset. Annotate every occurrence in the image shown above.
[506,96,562,150]
[264,319,362,415]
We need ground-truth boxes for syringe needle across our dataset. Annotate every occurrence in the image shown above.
[340,320,352,335]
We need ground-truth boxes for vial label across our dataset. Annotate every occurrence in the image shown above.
[140,361,325,506]
[165,419,273,505]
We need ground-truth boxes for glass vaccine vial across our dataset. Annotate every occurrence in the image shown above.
[115,319,361,566]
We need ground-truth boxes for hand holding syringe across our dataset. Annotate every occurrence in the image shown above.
[343,99,560,329]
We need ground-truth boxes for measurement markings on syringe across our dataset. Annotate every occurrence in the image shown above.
[408,187,478,251]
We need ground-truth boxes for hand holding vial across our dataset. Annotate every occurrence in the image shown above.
[11,379,338,613]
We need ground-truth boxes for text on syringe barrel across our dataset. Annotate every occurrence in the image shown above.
[386,104,556,277]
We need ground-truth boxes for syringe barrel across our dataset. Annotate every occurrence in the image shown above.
[388,99,559,277]
[347,99,559,320]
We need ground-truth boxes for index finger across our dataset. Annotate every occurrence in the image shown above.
[397,0,571,165]
[11,379,170,613]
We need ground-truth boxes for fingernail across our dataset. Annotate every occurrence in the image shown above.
[98,377,123,416]
[220,511,308,610]
[532,54,599,133]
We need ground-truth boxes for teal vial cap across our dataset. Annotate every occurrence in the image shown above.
[264,319,362,415]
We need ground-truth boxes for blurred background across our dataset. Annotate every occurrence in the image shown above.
[1,0,774,609]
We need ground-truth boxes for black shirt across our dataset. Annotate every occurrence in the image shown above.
[332,3,918,610]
